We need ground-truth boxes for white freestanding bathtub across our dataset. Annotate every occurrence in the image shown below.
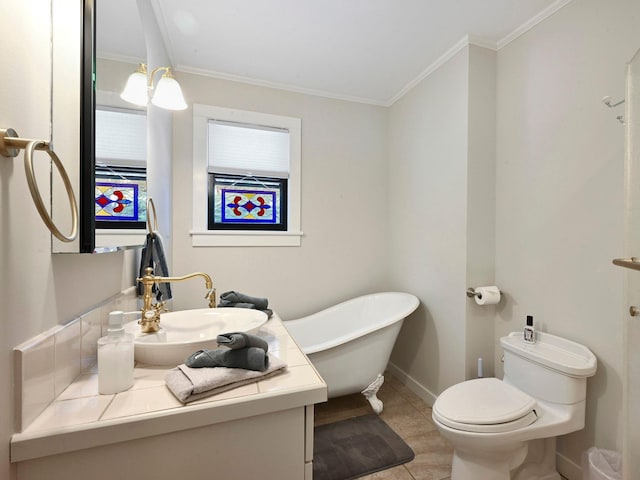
[284,292,419,413]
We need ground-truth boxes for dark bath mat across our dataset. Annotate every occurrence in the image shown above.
[313,414,415,480]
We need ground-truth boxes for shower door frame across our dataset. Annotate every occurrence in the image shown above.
[621,47,640,480]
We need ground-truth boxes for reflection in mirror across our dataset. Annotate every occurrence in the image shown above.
[52,0,172,252]
[94,105,147,230]
[94,0,149,249]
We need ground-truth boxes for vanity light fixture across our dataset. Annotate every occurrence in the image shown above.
[120,63,188,111]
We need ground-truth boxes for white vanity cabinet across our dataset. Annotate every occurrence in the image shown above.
[16,406,315,480]
[12,317,325,480]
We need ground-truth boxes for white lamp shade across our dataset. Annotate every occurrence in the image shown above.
[120,71,149,106]
[151,75,187,110]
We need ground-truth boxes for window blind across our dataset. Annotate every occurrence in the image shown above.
[207,120,290,178]
[96,108,146,166]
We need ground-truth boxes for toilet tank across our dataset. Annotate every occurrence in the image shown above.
[500,332,597,405]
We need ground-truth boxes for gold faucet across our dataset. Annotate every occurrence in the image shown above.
[136,267,217,333]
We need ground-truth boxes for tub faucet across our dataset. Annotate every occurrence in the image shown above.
[136,267,216,333]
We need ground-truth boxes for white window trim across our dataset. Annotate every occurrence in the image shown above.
[192,104,302,247]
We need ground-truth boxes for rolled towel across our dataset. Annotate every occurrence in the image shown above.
[217,301,273,318]
[185,347,268,371]
[165,355,287,404]
[217,301,257,308]
[217,332,269,352]
[219,291,269,310]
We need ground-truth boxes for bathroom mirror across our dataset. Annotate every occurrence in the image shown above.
[51,0,148,253]
[51,0,95,253]
[93,0,149,251]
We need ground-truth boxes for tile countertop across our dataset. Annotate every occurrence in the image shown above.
[11,315,327,463]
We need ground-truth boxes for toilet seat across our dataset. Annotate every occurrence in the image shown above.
[433,378,538,434]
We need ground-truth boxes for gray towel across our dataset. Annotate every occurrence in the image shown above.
[219,291,269,310]
[217,302,273,318]
[137,231,172,301]
[217,332,269,352]
[185,347,268,371]
[165,355,287,404]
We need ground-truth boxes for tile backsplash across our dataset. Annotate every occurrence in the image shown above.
[14,286,139,433]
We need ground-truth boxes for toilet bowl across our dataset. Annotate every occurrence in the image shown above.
[432,331,597,480]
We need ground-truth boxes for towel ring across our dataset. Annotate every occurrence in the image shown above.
[146,197,158,235]
[0,128,78,242]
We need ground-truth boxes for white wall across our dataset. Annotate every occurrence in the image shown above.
[387,2,639,472]
[387,45,498,397]
[4,1,639,479]
[465,45,497,379]
[138,0,174,263]
[495,0,640,472]
[0,3,137,479]
[169,73,390,319]
[387,47,471,395]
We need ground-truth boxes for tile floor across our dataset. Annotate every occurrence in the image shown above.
[314,372,453,480]
[314,372,571,480]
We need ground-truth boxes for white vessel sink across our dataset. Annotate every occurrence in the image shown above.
[124,308,268,366]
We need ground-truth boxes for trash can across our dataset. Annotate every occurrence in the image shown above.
[582,447,622,480]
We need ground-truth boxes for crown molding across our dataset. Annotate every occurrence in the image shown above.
[388,0,574,106]
[176,64,390,106]
[497,0,574,49]
[104,0,575,108]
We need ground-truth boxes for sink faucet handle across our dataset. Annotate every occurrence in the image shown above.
[153,301,167,315]
[206,288,217,308]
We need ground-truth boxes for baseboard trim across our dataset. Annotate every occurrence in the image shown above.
[386,361,438,407]
[557,451,582,480]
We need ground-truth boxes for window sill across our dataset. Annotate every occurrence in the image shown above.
[190,230,303,247]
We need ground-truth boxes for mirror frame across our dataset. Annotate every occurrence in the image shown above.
[80,0,96,253]
[51,0,95,253]
[50,0,146,253]
[53,0,146,253]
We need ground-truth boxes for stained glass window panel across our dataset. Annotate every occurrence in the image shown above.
[95,166,147,228]
[96,182,139,221]
[209,174,287,231]
[222,189,277,224]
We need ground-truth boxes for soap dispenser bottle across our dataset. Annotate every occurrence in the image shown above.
[524,315,536,344]
[98,310,134,394]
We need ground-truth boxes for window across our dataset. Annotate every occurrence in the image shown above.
[95,106,147,230]
[209,173,288,231]
[192,104,301,246]
[207,120,289,231]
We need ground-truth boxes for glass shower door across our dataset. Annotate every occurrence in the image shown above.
[621,47,640,480]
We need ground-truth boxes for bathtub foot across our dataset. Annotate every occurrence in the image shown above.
[361,374,385,414]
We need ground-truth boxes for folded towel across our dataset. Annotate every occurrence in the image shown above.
[137,231,172,302]
[217,302,273,318]
[219,291,269,310]
[218,301,258,309]
[165,355,287,403]
[217,332,269,352]
[185,347,268,371]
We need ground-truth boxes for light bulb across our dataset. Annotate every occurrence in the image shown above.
[120,65,149,107]
[151,71,187,110]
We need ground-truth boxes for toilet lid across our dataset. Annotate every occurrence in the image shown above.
[433,378,538,433]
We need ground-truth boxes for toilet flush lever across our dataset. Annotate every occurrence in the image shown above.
[630,306,639,317]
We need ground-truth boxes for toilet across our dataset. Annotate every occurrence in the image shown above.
[432,331,597,480]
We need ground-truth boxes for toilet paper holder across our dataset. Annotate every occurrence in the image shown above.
[466,287,503,298]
